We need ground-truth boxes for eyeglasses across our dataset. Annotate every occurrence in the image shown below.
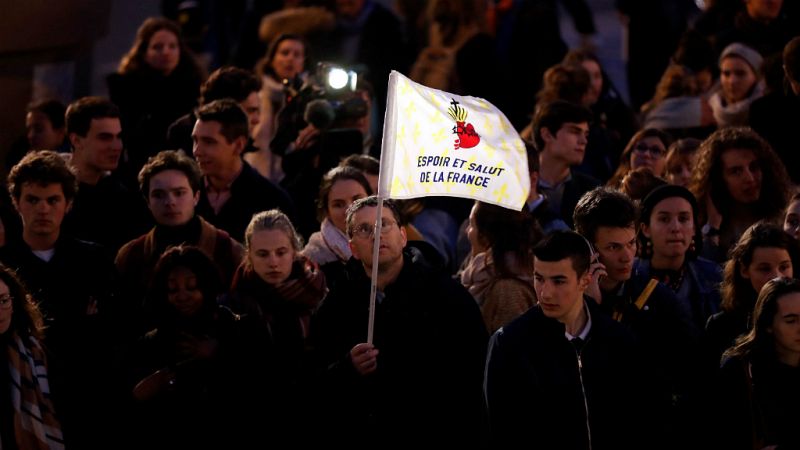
[351,219,398,239]
[0,294,12,310]
[634,143,666,157]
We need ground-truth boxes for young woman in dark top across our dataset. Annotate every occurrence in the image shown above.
[706,223,800,363]
[0,265,63,449]
[714,277,800,450]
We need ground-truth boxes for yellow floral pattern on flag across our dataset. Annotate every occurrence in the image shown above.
[378,71,529,210]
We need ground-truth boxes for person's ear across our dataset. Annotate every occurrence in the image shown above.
[540,127,555,145]
[69,133,82,152]
[232,136,247,156]
[349,240,362,260]
[399,223,407,248]
[740,264,751,280]
[192,190,200,207]
[641,221,651,239]
[578,270,591,292]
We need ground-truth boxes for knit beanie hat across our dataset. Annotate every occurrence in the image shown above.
[719,42,764,75]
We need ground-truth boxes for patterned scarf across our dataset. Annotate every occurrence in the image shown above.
[6,333,64,450]
[459,251,494,306]
[302,219,352,266]
[232,256,327,338]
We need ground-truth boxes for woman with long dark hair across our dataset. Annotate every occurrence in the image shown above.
[0,265,63,449]
[714,277,800,449]
[690,127,791,263]
[108,17,205,178]
[706,223,800,363]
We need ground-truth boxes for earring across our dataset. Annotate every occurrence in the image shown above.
[646,239,652,254]
[689,238,696,253]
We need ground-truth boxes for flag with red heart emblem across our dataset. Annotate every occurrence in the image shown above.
[378,71,529,210]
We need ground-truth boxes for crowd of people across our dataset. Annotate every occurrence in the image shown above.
[1,0,800,448]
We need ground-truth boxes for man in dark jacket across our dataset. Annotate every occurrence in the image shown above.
[573,187,703,446]
[311,196,488,449]
[61,96,151,253]
[192,99,294,241]
[485,230,657,449]
[533,101,600,229]
[1,150,121,449]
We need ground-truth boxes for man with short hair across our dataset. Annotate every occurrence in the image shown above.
[61,96,151,253]
[485,230,654,449]
[167,66,263,155]
[533,100,599,228]
[573,187,701,441]
[311,196,487,449]
[116,150,244,330]
[193,99,294,241]
[0,150,120,448]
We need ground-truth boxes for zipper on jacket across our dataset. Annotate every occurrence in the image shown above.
[574,340,592,450]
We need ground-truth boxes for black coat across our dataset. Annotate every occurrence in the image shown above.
[195,161,295,242]
[62,176,152,254]
[713,354,800,450]
[0,237,120,448]
[485,298,659,449]
[310,242,488,448]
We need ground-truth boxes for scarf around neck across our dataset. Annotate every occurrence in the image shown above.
[6,332,64,450]
[460,250,535,306]
[303,218,352,265]
[709,81,764,127]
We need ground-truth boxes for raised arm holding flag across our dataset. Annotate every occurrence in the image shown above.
[310,71,529,447]
[365,70,530,342]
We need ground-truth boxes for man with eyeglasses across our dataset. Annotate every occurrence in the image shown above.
[310,196,488,449]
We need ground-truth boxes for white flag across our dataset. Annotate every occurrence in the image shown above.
[378,71,529,210]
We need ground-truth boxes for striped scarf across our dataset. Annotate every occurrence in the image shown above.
[5,333,64,450]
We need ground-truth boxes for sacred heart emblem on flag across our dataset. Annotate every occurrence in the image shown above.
[448,99,480,149]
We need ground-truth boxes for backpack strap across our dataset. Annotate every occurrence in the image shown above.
[634,279,659,310]
[612,279,658,322]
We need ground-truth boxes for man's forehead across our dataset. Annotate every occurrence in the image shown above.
[595,226,636,243]
[352,205,395,223]
[534,257,577,278]
[193,119,222,136]
[351,205,377,223]
[240,92,260,106]
[21,182,65,196]
[560,121,589,131]
[150,170,191,188]
[88,117,122,133]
